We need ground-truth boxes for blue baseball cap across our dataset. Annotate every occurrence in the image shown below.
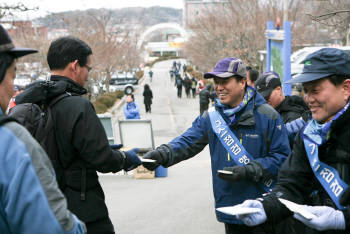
[204,57,246,79]
[287,48,350,83]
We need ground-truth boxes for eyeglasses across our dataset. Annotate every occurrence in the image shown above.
[84,64,92,72]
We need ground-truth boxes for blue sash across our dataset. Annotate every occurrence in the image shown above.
[208,107,274,192]
[303,132,348,210]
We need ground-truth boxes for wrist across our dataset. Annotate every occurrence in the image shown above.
[337,210,346,230]
[342,207,350,231]
[120,150,127,167]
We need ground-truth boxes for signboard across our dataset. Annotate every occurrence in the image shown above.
[118,119,156,179]
[118,119,155,149]
[265,21,292,96]
[98,113,115,144]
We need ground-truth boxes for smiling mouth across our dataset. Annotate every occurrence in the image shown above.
[310,106,320,112]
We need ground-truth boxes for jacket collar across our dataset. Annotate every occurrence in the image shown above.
[215,89,262,127]
[50,75,87,95]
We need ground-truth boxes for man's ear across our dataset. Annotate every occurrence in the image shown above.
[343,79,350,101]
[70,60,79,73]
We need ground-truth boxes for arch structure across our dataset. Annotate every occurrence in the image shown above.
[137,22,188,49]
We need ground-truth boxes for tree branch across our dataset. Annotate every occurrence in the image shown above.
[307,10,350,21]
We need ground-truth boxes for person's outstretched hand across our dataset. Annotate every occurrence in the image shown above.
[142,150,163,171]
[293,205,345,231]
[123,148,141,171]
[235,200,267,226]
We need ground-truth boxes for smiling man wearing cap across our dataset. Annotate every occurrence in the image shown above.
[235,48,350,233]
[0,25,86,233]
[142,57,290,234]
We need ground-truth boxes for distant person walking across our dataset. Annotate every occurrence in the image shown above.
[197,79,205,94]
[183,74,192,98]
[149,69,153,82]
[175,74,183,98]
[123,94,140,119]
[191,76,197,98]
[199,84,214,115]
[143,84,153,113]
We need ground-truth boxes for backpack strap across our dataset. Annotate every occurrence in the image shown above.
[47,92,87,201]
[44,92,72,187]
[0,115,17,126]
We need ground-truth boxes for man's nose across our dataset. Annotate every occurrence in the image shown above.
[304,93,314,104]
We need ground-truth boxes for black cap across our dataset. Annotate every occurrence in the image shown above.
[286,48,350,83]
[255,71,281,100]
[0,24,37,58]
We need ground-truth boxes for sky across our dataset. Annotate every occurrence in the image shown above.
[9,0,183,19]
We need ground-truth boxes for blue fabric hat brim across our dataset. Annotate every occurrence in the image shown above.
[285,72,333,84]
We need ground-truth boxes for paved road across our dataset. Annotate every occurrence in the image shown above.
[99,60,224,234]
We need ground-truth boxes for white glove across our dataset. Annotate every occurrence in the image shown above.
[293,205,345,231]
[236,200,267,226]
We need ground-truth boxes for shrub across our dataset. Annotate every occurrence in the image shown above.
[114,90,124,99]
[136,70,144,79]
[97,95,115,108]
[186,66,193,73]
[93,100,108,114]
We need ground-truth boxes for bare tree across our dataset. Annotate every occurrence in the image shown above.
[49,9,142,93]
[183,0,330,73]
[305,0,350,45]
[0,3,37,19]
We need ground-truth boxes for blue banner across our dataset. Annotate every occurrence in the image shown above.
[303,135,348,210]
[208,107,274,191]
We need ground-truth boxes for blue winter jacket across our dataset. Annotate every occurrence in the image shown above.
[161,91,290,224]
[123,101,140,119]
[0,112,86,234]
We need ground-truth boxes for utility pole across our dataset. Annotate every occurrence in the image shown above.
[283,0,288,23]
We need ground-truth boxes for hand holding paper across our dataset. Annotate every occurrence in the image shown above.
[234,200,267,226]
[142,150,162,171]
[293,205,345,231]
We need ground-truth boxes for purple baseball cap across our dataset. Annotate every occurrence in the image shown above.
[204,57,247,79]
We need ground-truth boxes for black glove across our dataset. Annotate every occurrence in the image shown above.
[340,187,350,206]
[217,162,263,182]
[217,165,248,181]
[123,148,141,171]
[110,144,123,150]
[142,150,163,171]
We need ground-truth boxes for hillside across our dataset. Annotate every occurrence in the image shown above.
[35,6,182,28]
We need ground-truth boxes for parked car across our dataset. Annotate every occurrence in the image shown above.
[108,72,139,94]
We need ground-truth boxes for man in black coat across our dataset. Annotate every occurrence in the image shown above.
[256,71,310,145]
[15,36,141,234]
[199,84,214,115]
[235,48,350,234]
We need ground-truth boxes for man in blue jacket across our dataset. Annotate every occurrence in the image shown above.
[0,25,86,233]
[142,57,290,234]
